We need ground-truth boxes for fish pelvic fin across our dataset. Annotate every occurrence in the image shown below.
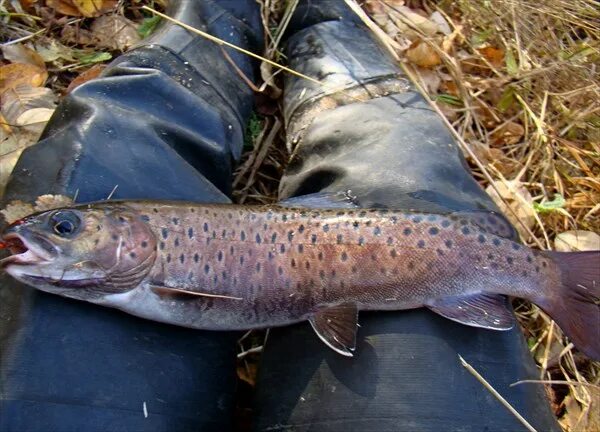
[426,293,514,330]
[539,251,600,360]
[309,303,358,357]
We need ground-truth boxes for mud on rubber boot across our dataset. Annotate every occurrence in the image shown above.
[0,1,262,431]
[252,2,561,431]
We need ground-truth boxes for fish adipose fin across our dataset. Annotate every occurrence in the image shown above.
[309,302,358,357]
[278,192,360,209]
[453,210,519,241]
[150,285,243,301]
[426,293,514,330]
[539,251,600,360]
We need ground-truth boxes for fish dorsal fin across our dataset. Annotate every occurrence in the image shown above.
[309,302,359,357]
[278,191,360,209]
[426,293,514,330]
[452,210,519,240]
[150,285,243,301]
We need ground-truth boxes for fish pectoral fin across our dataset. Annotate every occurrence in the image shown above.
[309,302,359,357]
[278,192,360,209]
[453,210,519,240]
[150,285,243,301]
[426,293,514,330]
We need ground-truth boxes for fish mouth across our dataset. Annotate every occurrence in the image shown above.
[0,232,56,269]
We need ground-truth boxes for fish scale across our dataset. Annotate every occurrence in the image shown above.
[1,200,598,359]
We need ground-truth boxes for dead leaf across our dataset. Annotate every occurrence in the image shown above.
[1,85,57,124]
[0,200,36,224]
[485,180,535,239]
[406,40,441,68]
[46,0,117,17]
[478,46,505,68]
[90,15,141,50]
[554,230,600,252]
[1,44,46,69]
[429,11,451,35]
[413,66,441,94]
[366,1,441,42]
[491,121,525,146]
[66,64,106,93]
[0,63,48,93]
[16,107,55,126]
[0,195,73,224]
[35,40,76,63]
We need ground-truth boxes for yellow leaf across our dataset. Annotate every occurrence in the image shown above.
[0,63,47,93]
[406,40,441,68]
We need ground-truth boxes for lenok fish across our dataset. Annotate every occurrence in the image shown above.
[1,195,599,359]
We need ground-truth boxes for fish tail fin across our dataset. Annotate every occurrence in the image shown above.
[541,251,600,360]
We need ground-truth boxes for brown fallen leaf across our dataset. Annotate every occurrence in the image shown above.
[413,66,441,95]
[0,195,74,224]
[491,121,525,146]
[406,39,441,68]
[90,15,141,51]
[1,85,57,124]
[554,230,600,252]
[485,180,535,240]
[66,64,106,93]
[478,46,505,68]
[1,44,47,70]
[0,63,48,93]
[46,0,117,17]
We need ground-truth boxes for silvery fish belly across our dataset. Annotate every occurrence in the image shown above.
[1,196,599,359]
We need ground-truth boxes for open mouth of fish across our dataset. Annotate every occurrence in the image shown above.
[0,233,56,268]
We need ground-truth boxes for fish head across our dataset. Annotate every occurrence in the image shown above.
[0,205,157,301]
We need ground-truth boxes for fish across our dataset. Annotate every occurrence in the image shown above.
[1,195,599,359]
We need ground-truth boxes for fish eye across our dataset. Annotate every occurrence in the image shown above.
[50,211,81,237]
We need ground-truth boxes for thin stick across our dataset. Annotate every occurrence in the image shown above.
[510,379,600,389]
[141,6,324,87]
[459,355,538,432]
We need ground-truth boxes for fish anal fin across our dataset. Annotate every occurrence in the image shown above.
[150,285,242,301]
[426,293,514,330]
[453,210,519,240]
[309,302,359,357]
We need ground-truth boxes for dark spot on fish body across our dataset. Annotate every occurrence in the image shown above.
[387,237,394,245]
[179,254,185,264]
[512,243,521,251]
[256,234,262,244]
[203,223,209,233]
[217,251,223,262]
[188,228,194,239]
[204,264,210,274]
[542,261,547,268]
[298,224,305,234]
[282,214,288,222]
[320,270,326,279]
[112,234,119,241]
[403,228,412,236]
[153,208,158,213]
[487,253,494,260]
[222,229,227,239]
[263,223,268,231]
[493,238,501,247]
[291,258,296,268]
[130,252,137,259]
[256,263,261,273]
[478,235,486,244]
[240,256,244,265]
[427,215,437,221]
[429,227,439,235]
[228,213,232,219]
[298,244,304,253]
[441,220,451,228]
[174,238,179,247]
[461,227,471,235]
[311,234,317,245]
[337,234,343,244]
[417,240,426,248]
[94,239,99,245]
[288,231,294,242]
[141,215,150,222]
[341,252,348,262]
[436,249,444,256]
[506,257,513,265]
[268,251,274,260]
[280,244,286,253]
[390,249,397,258]
[190,208,195,213]
[323,224,330,232]
[526,255,533,263]
[194,253,199,263]
[271,233,277,243]
[172,218,179,225]
[359,211,366,218]
[445,239,453,249]
[305,261,310,270]
[278,266,283,275]
[413,216,423,223]
[408,262,415,270]
[522,270,528,277]
[166,254,172,263]
[212,231,217,239]
[118,216,126,223]
[460,219,468,225]
[358,237,365,246]
[241,231,246,241]
[391,216,398,224]
[331,269,337,278]
[491,262,499,270]
[230,246,234,255]
[352,266,357,273]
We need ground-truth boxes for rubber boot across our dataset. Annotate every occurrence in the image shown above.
[0,1,262,431]
[252,2,560,431]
